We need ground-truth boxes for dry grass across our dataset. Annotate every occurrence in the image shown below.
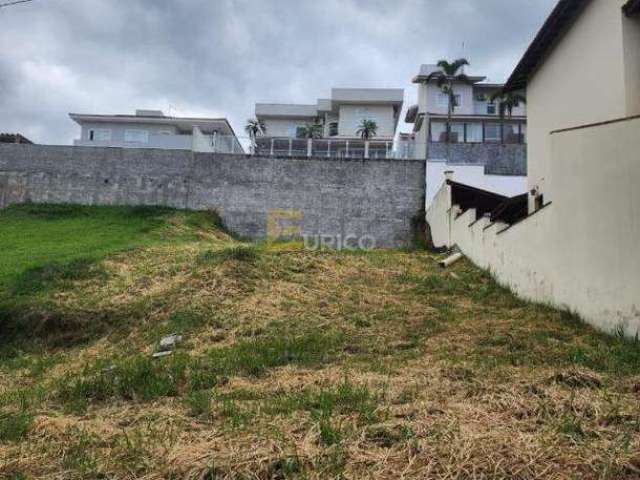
[2,208,640,479]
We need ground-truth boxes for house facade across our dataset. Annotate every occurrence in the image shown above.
[406,65,527,158]
[254,88,404,158]
[425,0,640,336]
[70,110,242,154]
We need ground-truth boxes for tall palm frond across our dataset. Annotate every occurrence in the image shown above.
[298,122,323,139]
[356,119,378,140]
[245,119,266,138]
[489,90,527,119]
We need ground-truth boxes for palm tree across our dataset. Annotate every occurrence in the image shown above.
[356,119,378,140]
[425,58,471,160]
[489,90,527,143]
[245,119,266,153]
[297,121,323,139]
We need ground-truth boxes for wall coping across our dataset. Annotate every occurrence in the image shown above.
[550,114,640,135]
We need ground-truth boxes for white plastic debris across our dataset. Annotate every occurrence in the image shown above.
[159,334,183,352]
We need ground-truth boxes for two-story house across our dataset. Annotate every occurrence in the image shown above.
[70,110,242,154]
[254,88,404,158]
[406,65,527,157]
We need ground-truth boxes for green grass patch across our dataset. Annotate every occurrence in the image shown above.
[0,204,181,292]
[206,329,344,377]
[0,410,33,443]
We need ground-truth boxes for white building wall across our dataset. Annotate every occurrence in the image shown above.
[426,161,527,208]
[337,105,396,138]
[427,117,640,337]
[420,83,475,115]
[261,118,316,138]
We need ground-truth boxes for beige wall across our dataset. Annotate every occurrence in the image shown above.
[427,117,640,336]
[526,0,631,204]
[622,13,640,115]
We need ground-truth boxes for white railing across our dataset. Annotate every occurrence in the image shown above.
[234,136,419,160]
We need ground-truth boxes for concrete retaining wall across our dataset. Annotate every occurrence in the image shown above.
[0,145,426,248]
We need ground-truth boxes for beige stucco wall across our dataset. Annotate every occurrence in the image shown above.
[427,117,640,336]
[622,13,640,115]
[526,0,632,204]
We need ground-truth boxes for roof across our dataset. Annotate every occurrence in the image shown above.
[0,133,33,144]
[448,180,508,219]
[623,0,640,16]
[412,64,486,84]
[504,0,592,92]
[69,112,237,136]
[255,103,318,118]
[448,181,529,226]
[330,88,404,105]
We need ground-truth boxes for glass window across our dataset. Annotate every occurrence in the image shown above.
[124,129,149,143]
[437,93,461,108]
[484,123,502,143]
[430,121,447,142]
[520,123,527,144]
[295,127,306,139]
[450,123,464,143]
[329,122,338,137]
[487,103,496,115]
[503,124,520,144]
[466,123,483,143]
[89,128,111,142]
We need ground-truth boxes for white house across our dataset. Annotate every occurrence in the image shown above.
[254,88,404,158]
[426,0,640,337]
[406,65,527,158]
[70,110,243,154]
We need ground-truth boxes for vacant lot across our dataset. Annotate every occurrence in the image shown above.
[1,204,639,480]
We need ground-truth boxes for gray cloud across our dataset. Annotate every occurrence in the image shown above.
[0,0,556,144]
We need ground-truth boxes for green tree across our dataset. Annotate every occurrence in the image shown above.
[356,119,378,141]
[297,121,323,139]
[426,58,471,159]
[245,119,266,153]
[489,89,527,143]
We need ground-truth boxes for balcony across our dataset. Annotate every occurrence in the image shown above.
[429,119,527,144]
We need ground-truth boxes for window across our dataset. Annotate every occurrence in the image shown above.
[437,92,461,108]
[487,103,497,115]
[475,93,487,102]
[450,123,464,143]
[503,124,520,144]
[466,123,483,143]
[328,122,338,137]
[484,123,502,143]
[88,128,111,142]
[430,121,447,142]
[124,129,149,143]
[295,127,306,139]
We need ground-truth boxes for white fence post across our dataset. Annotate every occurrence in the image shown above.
[327,140,331,158]
[346,140,350,158]
[364,141,370,159]
[307,138,312,157]
[270,139,274,156]
[288,138,292,157]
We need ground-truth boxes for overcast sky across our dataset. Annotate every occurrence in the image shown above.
[0,0,557,144]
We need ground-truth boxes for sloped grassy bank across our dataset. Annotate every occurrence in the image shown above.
[1,204,639,480]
